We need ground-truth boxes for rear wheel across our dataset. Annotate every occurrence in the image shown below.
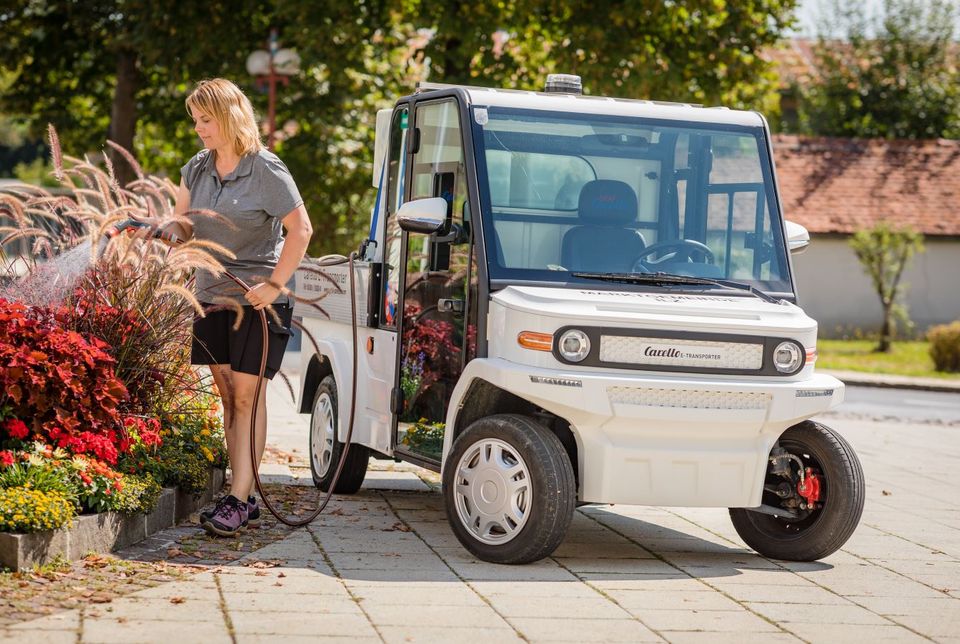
[442,414,576,565]
[730,420,864,561]
[309,375,369,493]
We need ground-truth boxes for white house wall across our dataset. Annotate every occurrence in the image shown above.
[793,236,960,338]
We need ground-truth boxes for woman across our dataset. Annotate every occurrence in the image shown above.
[161,78,312,536]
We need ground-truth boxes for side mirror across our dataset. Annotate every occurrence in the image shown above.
[785,220,810,255]
[396,197,448,235]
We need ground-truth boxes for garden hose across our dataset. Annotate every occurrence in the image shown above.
[105,220,361,528]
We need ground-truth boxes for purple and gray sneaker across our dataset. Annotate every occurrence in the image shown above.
[201,495,248,537]
[201,495,260,528]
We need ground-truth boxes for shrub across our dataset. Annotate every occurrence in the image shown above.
[111,473,162,514]
[929,321,960,373]
[0,487,74,532]
[0,298,129,463]
[0,460,78,507]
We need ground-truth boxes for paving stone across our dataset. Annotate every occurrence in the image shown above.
[7,611,80,631]
[604,589,743,612]
[745,601,891,625]
[80,617,231,644]
[236,637,379,644]
[227,610,377,637]
[0,628,78,643]
[505,617,661,642]
[660,632,802,643]
[326,552,447,573]
[222,592,362,614]
[378,626,524,643]
[706,581,841,605]
[447,560,580,582]
[470,581,608,599]
[351,585,485,607]
[96,597,223,622]
[484,594,628,619]
[782,622,931,642]
[556,557,679,575]
[629,608,780,633]
[363,603,509,628]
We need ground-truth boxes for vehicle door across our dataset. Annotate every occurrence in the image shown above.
[392,97,477,467]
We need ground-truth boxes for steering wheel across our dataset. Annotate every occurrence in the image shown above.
[631,239,714,273]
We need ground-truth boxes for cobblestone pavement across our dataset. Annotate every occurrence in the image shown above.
[1,375,958,643]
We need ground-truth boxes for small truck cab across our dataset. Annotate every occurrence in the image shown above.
[294,76,864,564]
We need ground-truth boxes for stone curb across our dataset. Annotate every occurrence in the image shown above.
[822,369,960,393]
[0,468,224,571]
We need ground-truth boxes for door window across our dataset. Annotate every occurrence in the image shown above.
[397,99,472,462]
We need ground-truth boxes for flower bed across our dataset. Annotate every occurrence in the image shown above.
[0,131,232,569]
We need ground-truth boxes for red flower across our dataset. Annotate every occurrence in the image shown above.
[0,451,14,467]
[3,419,29,440]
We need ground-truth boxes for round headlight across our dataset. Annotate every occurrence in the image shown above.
[773,341,803,373]
[558,329,591,362]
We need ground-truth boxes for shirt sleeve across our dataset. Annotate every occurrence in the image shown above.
[259,156,304,218]
[180,151,207,191]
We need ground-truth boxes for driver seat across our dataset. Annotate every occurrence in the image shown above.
[560,180,645,272]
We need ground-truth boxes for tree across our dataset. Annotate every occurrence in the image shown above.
[849,222,924,353]
[0,1,269,183]
[401,0,798,111]
[798,0,960,139]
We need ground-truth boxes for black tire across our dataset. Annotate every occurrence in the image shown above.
[730,420,864,561]
[309,375,369,493]
[442,414,576,565]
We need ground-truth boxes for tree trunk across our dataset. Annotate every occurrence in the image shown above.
[877,304,893,353]
[108,49,140,187]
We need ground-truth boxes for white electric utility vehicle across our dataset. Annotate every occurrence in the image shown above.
[294,76,864,564]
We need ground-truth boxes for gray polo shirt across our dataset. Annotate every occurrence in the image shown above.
[181,149,303,305]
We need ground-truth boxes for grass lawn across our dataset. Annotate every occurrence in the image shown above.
[817,339,960,380]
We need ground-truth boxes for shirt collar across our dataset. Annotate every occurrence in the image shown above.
[205,150,255,182]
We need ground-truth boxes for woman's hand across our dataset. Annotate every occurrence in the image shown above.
[245,282,281,310]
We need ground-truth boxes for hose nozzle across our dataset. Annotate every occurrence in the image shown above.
[104,219,180,244]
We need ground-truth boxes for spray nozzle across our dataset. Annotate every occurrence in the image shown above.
[104,219,180,244]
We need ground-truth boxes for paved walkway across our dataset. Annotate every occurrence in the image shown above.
[2,373,959,642]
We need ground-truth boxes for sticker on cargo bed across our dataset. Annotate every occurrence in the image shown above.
[474,108,488,125]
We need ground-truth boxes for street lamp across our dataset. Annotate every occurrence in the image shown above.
[246,29,300,150]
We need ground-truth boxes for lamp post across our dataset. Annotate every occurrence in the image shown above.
[246,29,300,150]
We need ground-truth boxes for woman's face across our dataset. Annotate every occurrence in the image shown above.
[190,107,227,152]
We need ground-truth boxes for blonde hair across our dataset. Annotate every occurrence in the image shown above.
[186,78,263,156]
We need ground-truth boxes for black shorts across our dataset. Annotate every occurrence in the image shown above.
[191,303,294,380]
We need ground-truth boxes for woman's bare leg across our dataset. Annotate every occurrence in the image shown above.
[226,371,268,500]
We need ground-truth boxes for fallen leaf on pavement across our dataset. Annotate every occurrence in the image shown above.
[170,597,186,604]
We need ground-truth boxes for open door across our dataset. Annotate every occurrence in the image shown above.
[392,98,476,467]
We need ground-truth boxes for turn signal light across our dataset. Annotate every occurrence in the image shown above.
[517,331,553,352]
[805,346,818,364]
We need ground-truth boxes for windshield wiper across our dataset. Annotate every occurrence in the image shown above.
[570,271,783,305]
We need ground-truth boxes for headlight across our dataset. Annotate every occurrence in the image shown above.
[558,329,591,362]
[772,341,803,373]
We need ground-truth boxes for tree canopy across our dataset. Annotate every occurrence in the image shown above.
[798,0,960,139]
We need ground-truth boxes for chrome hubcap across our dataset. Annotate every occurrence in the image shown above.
[453,438,531,545]
[311,392,335,477]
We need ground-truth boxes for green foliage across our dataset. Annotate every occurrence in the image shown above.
[0,461,77,506]
[849,221,924,352]
[110,473,162,514]
[0,487,74,532]
[1,1,799,257]
[928,321,960,373]
[798,0,960,139]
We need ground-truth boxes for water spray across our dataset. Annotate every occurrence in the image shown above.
[106,220,360,527]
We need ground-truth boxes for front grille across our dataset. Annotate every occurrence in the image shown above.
[599,335,763,371]
[608,386,771,410]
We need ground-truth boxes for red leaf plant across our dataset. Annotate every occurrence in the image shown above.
[0,298,131,464]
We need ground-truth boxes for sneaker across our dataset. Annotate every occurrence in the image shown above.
[202,495,260,527]
[201,495,248,537]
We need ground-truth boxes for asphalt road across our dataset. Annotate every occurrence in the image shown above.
[836,385,960,425]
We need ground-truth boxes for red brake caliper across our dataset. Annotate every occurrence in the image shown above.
[796,467,822,506]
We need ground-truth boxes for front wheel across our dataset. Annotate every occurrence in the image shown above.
[442,414,576,565]
[730,420,864,561]
[309,375,369,493]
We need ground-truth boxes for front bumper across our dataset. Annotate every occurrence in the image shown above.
[447,358,843,508]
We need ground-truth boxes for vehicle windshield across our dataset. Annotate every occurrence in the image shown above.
[472,106,792,295]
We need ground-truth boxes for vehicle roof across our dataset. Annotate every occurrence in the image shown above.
[416,82,766,128]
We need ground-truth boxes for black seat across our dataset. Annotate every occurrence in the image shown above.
[560,180,645,272]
